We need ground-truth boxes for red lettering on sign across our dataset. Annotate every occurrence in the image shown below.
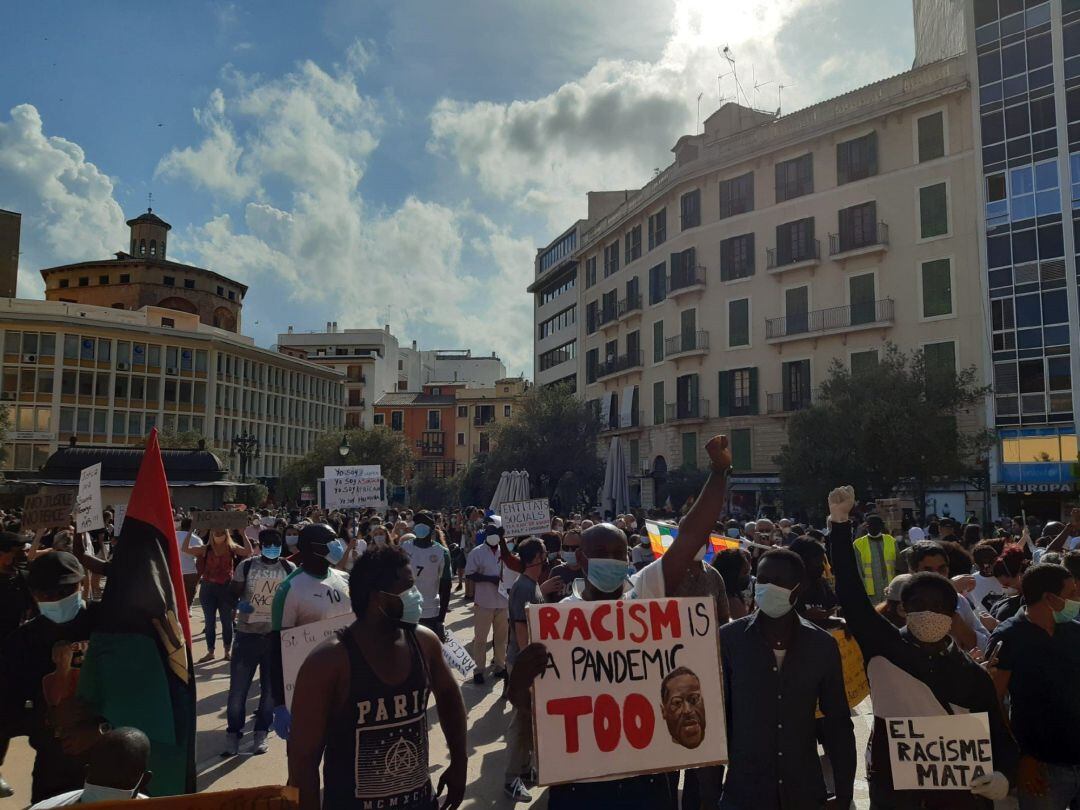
[623,693,655,749]
[649,599,682,640]
[628,602,649,643]
[563,607,591,641]
[537,605,561,641]
[590,603,613,642]
[547,696,592,753]
[593,694,621,752]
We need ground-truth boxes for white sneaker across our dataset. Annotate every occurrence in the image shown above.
[252,731,269,755]
[221,732,240,757]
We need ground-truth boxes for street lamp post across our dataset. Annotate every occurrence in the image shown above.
[339,434,350,459]
[231,432,260,482]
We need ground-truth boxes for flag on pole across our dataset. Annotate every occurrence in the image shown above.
[77,429,196,795]
[645,520,740,562]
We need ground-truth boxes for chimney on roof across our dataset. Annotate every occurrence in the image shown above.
[288,325,294,334]
[412,340,417,350]
[384,324,390,333]
[326,321,331,332]
[332,321,337,332]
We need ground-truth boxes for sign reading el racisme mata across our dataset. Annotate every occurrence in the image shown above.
[526,596,726,785]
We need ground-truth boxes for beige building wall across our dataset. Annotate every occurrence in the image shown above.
[568,55,984,508]
[453,378,529,468]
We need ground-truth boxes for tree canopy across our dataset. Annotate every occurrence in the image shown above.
[775,344,991,521]
[277,427,413,502]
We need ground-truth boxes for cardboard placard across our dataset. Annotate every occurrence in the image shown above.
[112,504,127,535]
[80,785,298,809]
[526,597,726,785]
[816,628,870,718]
[190,511,251,533]
[22,492,75,531]
[75,463,104,533]
[886,713,992,790]
[323,465,384,510]
[500,498,550,537]
[281,613,354,711]
[442,630,476,679]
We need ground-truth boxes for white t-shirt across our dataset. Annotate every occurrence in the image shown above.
[176,531,203,575]
[970,573,1007,614]
[271,567,351,631]
[401,540,451,619]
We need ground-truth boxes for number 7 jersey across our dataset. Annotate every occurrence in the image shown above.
[271,566,352,631]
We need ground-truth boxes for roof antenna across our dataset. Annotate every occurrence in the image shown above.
[147,192,153,213]
[697,92,703,134]
[720,46,746,106]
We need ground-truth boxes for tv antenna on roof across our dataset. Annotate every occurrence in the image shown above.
[719,46,747,107]
[147,192,153,211]
[697,91,703,134]
[752,65,775,111]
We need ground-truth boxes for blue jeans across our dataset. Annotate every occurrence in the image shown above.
[199,581,234,653]
[1020,762,1080,810]
[226,631,274,735]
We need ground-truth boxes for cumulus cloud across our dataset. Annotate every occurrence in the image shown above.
[0,104,127,298]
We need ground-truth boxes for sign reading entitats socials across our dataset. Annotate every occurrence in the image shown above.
[323,465,384,510]
[526,597,726,785]
[501,498,551,537]
[886,713,993,790]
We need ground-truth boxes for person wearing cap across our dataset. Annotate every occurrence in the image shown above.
[0,552,111,803]
[399,512,452,639]
[851,514,898,604]
[876,574,913,627]
[464,519,510,685]
[0,531,34,798]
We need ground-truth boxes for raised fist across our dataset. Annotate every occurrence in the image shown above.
[705,435,732,472]
[828,486,856,522]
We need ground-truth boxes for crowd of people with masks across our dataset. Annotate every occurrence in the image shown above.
[1,433,1080,808]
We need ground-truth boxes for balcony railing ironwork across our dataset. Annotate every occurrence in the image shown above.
[664,330,710,357]
[765,298,894,340]
[829,222,889,255]
[767,239,821,270]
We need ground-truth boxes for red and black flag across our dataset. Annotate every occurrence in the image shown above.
[77,428,196,795]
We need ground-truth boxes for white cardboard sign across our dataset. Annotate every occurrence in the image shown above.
[281,613,354,711]
[441,630,476,679]
[526,596,726,786]
[886,713,993,790]
[500,498,550,537]
[112,504,127,535]
[75,463,104,533]
[322,465,384,510]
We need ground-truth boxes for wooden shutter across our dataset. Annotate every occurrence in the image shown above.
[749,367,759,415]
[717,371,731,417]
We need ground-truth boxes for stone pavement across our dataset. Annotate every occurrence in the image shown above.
[1,588,875,808]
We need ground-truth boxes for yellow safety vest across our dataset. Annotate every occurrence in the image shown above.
[852,534,897,600]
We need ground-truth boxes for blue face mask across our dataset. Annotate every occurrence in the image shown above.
[726,528,741,539]
[37,590,85,624]
[754,583,794,618]
[317,539,346,565]
[382,586,424,626]
[413,523,432,540]
[261,545,282,560]
[585,557,629,593]
[1053,597,1080,624]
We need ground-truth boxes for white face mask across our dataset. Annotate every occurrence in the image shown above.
[485,534,500,547]
[81,781,140,803]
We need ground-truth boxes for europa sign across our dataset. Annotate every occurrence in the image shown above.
[1002,483,1076,494]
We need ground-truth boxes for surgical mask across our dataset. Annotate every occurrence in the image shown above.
[726,528,741,539]
[37,590,84,624]
[382,586,424,626]
[1053,598,1080,624]
[316,539,346,565]
[261,545,282,560]
[585,557,628,593]
[485,534,500,547]
[414,523,432,540]
[506,542,516,553]
[372,534,387,546]
[754,583,794,618]
[285,534,299,548]
[905,610,953,643]
[80,781,140,803]
[560,550,578,564]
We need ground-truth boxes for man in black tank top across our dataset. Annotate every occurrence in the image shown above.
[288,545,467,810]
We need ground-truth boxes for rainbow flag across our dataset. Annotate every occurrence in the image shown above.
[645,520,740,562]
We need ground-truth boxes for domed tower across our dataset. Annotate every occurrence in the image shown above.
[126,208,171,260]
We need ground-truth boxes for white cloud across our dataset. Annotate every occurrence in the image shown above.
[0,104,127,298]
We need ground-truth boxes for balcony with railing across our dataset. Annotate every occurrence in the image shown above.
[829,222,889,258]
[618,292,643,320]
[766,392,813,415]
[667,265,707,298]
[473,414,497,427]
[600,409,643,434]
[666,399,709,423]
[597,303,619,331]
[765,298,894,343]
[766,239,821,274]
[664,330,710,359]
[596,351,644,381]
[417,430,445,456]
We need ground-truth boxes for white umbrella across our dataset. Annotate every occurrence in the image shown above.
[490,469,532,513]
[601,437,630,518]
[489,471,511,513]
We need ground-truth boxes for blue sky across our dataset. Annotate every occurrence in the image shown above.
[0,0,914,375]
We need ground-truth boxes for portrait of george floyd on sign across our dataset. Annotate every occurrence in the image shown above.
[526,596,726,785]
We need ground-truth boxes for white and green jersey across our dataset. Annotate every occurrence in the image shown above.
[400,540,451,619]
[270,567,351,631]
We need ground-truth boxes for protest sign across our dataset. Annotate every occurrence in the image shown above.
[501,498,551,537]
[75,463,104,532]
[21,492,75,531]
[190,510,250,534]
[84,785,299,809]
[323,465,384,510]
[112,503,127,535]
[442,630,476,679]
[526,596,726,785]
[816,628,870,718]
[281,613,354,710]
[886,713,992,790]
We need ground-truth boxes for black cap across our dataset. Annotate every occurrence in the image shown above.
[28,551,85,590]
[414,511,436,529]
[298,523,337,548]
[0,531,27,552]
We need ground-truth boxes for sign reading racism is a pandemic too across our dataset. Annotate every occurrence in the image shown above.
[886,713,993,790]
[323,465,384,510]
[526,597,726,785]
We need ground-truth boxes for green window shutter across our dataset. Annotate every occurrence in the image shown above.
[731,429,752,472]
[653,380,665,425]
[717,371,731,417]
[920,183,948,238]
[682,431,698,470]
[921,258,953,317]
[749,367,759,414]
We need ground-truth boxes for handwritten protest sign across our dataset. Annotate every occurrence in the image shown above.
[886,713,992,790]
[526,596,726,785]
[190,510,250,534]
[75,463,104,532]
[281,613,354,710]
[22,492,75,531]
[112,503,127,535]
[501,498,550,537]
[816,628,870,718]
[323,465,384,510]
[442,630,476,679]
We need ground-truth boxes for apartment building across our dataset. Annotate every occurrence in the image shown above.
[551,54,983,514]
[453,377,529,468]
[399,347,507,390]
[966,0,1080,519]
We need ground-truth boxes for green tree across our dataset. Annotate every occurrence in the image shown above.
[775,343,991,522]
[412,470,458,509]
[483,384,602,512]
[277,427,413,503]
[452,461,488,509]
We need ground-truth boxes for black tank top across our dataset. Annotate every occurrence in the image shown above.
[322,627,433,808]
